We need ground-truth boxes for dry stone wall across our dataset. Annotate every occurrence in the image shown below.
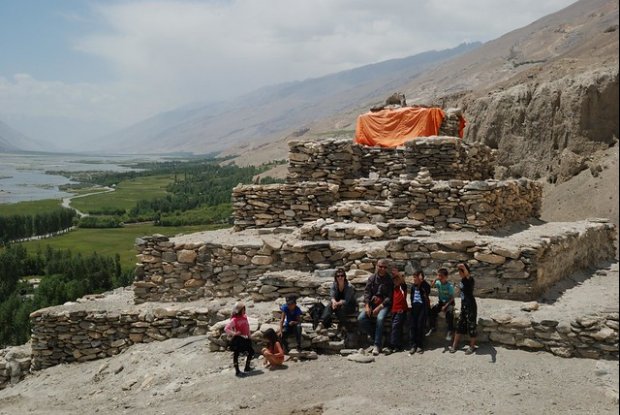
[29,307,219,370]
[232,182,338,230]
[233,177,542,233]
[336,177,542,233]
[286,137,496,184]
[134,220,616,303]
[479,311,619,360]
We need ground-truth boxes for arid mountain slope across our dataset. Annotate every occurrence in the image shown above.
[230,0,619,174]
[97,43,480,155]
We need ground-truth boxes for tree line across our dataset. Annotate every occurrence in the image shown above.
[0,244,133,347]
[0,208,77,244]
[57,158,284,227]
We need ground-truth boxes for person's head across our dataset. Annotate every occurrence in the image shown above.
[457,262,470,278]
[391,265,404,285]
[437,268,449,283]
[232,301,245,317]
[334,268,347,283]
[263,328,278,346]
[376,259,389,277]
[285,295,297,310]
[412,269,425,285]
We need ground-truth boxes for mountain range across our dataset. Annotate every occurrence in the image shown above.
[0,119,50,153]
[92,41,481,155]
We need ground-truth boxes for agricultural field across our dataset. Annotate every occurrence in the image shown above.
[69,174,175,213]
[20,223,225,270]
[0,199,62,216]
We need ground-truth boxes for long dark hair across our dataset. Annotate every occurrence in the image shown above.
[334,267,348,282]
[263,328,279,347]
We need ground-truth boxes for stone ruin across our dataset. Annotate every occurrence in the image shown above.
[7,135,617,390]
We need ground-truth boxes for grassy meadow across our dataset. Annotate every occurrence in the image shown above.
[0,199,62,215]
[70,174,175,213]
[20,223,226,270]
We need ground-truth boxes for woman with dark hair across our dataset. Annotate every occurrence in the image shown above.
[450,262,478,355]
[316,268,357,332]
[409,269,431,355]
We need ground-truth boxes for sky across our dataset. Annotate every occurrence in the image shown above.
[0,0,577,149]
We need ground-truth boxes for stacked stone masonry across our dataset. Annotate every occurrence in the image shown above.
[133,220,616,303]
[29,307,220,370]
[234,178,542,233]
[287,137,496,185]
[478,311,619,360]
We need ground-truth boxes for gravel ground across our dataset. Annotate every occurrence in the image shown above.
[0,336,617,415]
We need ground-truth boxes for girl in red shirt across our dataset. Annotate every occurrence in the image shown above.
[225,302,255,377]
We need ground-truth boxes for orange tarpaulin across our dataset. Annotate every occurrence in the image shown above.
[354,107,463,147]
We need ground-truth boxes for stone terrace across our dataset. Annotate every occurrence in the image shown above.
[133,219,615,303]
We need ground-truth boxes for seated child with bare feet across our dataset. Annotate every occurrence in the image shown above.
[260,328,285,369]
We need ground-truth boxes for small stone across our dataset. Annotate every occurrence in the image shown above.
[347,353,375,363]
[520,302,539,312]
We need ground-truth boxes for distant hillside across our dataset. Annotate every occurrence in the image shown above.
[95,42,481,154]
[232,0,618,173]
[0,119,48,152]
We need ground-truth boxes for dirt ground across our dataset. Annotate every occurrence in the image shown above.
[1,334,618,415]
[2,262,620,415]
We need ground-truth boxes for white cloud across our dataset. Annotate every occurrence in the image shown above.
[0,0,577,147]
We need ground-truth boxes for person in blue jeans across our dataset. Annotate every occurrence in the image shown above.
[409,269,431,355]
[358,259,394,355]
[279,295,303,352]
[428,268,456,341]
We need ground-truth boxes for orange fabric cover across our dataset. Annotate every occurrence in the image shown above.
[355,107,451,147]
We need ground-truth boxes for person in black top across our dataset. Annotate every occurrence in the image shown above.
[317,268,357,331]
[358,259,394,355]
[449,262,478,354]
[408,269,431,355]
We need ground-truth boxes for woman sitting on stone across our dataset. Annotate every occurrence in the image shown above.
[316,268,357,333]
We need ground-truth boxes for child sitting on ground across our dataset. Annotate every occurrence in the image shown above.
[261,328,285,369]
[224,302,254,377]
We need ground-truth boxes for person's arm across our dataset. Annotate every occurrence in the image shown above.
[330,282,340,308]
[380,279,394,308]
[444,284,455,309]
[344,284,356,307]
[274,341,285,359]
[224,319,236,336]
[291,308,302,325]
[364,277,373,316]
[279,310,285,335]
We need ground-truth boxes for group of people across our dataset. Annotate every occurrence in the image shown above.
[224,259,478,377]
[357,258,478,356]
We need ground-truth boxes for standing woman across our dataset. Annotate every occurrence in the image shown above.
[450,262,477,355]
[408,269,431,355]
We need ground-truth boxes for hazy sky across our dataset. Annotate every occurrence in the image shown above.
[0,0,577,148]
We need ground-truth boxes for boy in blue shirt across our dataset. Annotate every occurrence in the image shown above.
[428,268,455,341]
[279,295,303,352]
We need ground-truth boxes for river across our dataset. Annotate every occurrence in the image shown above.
[0,152,167,204]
